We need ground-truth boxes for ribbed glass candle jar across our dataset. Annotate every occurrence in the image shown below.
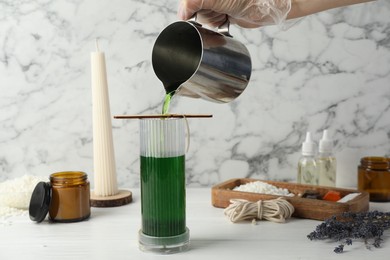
[138,118,189,254]
[358,157,390,202]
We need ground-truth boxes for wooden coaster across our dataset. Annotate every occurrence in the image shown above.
[90,189,132,207]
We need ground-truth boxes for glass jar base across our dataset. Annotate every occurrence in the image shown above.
[49,213,90,223]
[138,228,190,254]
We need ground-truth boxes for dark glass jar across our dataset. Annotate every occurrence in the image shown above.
[49,171,91,222]
[358,157,390,202]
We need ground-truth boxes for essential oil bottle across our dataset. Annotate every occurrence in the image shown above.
[317,129,337,187]
[297,132,318,185]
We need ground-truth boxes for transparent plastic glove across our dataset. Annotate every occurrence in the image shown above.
[178,0,292,28]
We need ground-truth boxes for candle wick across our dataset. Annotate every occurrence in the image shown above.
[95,38,100,52]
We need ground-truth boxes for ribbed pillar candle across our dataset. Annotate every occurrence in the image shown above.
[91,41,118,196]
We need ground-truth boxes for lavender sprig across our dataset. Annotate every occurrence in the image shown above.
[307,211,390,253]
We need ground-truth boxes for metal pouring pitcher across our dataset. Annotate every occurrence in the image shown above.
[152,18,252,103]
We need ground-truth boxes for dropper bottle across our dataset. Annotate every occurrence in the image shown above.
[317,129,337,186]
[297,132,318,185]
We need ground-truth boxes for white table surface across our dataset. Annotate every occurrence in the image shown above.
[1,188,389,260]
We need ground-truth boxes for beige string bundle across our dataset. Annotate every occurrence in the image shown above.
[224,197,295,223]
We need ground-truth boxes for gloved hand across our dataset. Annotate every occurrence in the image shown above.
[178,0,292,28]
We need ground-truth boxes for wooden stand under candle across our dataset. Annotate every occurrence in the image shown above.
[90,40,132,207]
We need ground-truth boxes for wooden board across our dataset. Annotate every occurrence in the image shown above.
[211,178,369,220]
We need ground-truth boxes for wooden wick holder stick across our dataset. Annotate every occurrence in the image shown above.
[114,114,213,119]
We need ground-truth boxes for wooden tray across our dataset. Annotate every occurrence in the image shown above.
[211,178,369,220]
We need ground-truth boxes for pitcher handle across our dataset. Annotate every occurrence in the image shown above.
[217,18,232,37]
[188,13,201,26]
[188,14,233,38]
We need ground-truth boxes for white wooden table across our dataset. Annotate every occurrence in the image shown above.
[1,188,389,259]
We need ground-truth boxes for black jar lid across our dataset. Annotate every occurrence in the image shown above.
[29,182,52,223]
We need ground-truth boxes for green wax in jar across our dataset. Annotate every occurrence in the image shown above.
[140,155,186,237]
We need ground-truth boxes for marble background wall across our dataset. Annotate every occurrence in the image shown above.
[0,0,389,188]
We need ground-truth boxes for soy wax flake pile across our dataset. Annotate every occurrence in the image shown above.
[0,175,47,219]
[233,181,294,197]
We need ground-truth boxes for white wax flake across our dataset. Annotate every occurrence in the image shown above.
[0,175,47,215]
[0,207,27,218]
[233,181,295,197]
[0,206,28,226]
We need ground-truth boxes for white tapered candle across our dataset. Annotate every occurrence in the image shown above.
[91,40,118,196]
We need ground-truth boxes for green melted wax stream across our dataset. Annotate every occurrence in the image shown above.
[162,91,174,115]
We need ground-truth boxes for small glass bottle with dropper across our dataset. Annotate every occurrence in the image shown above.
[297,132,318,185]
[317,129,337,187]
